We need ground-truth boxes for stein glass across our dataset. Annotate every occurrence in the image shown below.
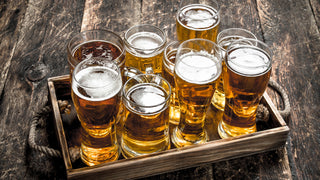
[171,39,222,148]
[71,58,122,165]
[176,0,220,42]
[162,41,181,126]
[121,74,171,158]
[212,28,257,111]
[67,29,125,77]
[218,38,272,138]
[124,24,167,74]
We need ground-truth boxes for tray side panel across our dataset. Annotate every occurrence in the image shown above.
[48,80,73,170]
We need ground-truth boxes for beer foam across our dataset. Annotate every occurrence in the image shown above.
[227,47,271,76]
[127,84,167,114]
[180,4,218,29]
[175,51,221,84]
[128,32,163,56]
[73,66,122,101]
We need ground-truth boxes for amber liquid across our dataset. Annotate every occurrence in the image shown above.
[125,32,164,74]
[69,40,124,75]
[171,52,221,148]
[162,49,180,125]
[176,4,220,42]
[71,66,122,165]
[121,84,170,158]
[212,36,244,111]
[219,47,271,138]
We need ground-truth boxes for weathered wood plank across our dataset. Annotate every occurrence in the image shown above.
[0,0,85,179]
[257,0,320,179]
[81,0,141,34]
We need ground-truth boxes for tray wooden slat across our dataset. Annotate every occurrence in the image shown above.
[48,74,289,180]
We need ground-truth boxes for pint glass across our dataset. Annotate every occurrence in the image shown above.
[124,24,167,74]
[162,41,181,126]
[176,0,220,42]
[218,38,272,138]
[121,74,171,158]
[67,29,125,77]
[71,58,122,165]
[212,28,257,111]
[171,39,222,148]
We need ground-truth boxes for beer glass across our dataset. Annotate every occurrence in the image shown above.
[171,39,222,148]
[162,41,181,126]
[218,38,272,138]
[71,58,122,165]
[124,24,167,74]
[121,74,171,158]
[176,0,220,42]
[67,29,125,77]
[212,28,257,111]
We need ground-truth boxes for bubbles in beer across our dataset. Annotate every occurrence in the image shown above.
[73,66,122,101]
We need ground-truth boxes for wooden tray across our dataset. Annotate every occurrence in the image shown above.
[48,74,289,180]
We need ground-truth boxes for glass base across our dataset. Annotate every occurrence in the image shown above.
[217,121,232,139]
[120,137,170,158]
[211,90,225,111]
[171,127,208,148]
[80,143,119,166]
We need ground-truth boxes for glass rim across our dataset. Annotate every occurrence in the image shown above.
[163,41,180,67]
[67,29,125,68]
[72,58,122,89]
[124,24,167,52]
[122,74,171,109]
[175,38,222,84]
[217,28,257,44]
[178,2,220,21]
[226,38,272,77]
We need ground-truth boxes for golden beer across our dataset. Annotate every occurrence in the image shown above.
[71,59,122,165]
[176,3,220,42]
[124,24,166,74]
[212,28,257,111]
[162,41,180,126]
[218,39,272,138]
[121,74,171,158]
[171,39,222,148]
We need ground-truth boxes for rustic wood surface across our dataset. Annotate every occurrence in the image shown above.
[0,0,319,179]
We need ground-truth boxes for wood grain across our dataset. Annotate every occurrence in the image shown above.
[257,0,320,178]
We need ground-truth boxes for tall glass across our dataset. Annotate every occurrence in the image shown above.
[176,0,220,42]
[162,41,181,126]
[67,29,125,77]
[124,24,167,74]
[121,74,171,158]
[171,39,222,148]
[71,58,122,165]
[212,28,257,111]
[218,38,272,138]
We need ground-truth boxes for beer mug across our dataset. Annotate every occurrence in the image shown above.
[176,0,220,42]
[67,29,125,77]
[212,28,257,111]
[71,58,122,165]
[218,38,272,138]
[121,74,171,158]
[124,24,167,74]
[171,39,222,148]
[162,41,181,126]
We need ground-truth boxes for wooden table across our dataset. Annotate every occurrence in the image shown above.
[0,0,319,179]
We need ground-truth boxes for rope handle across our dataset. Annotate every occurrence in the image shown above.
[268,79,291,119]
[28,105,62,158]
